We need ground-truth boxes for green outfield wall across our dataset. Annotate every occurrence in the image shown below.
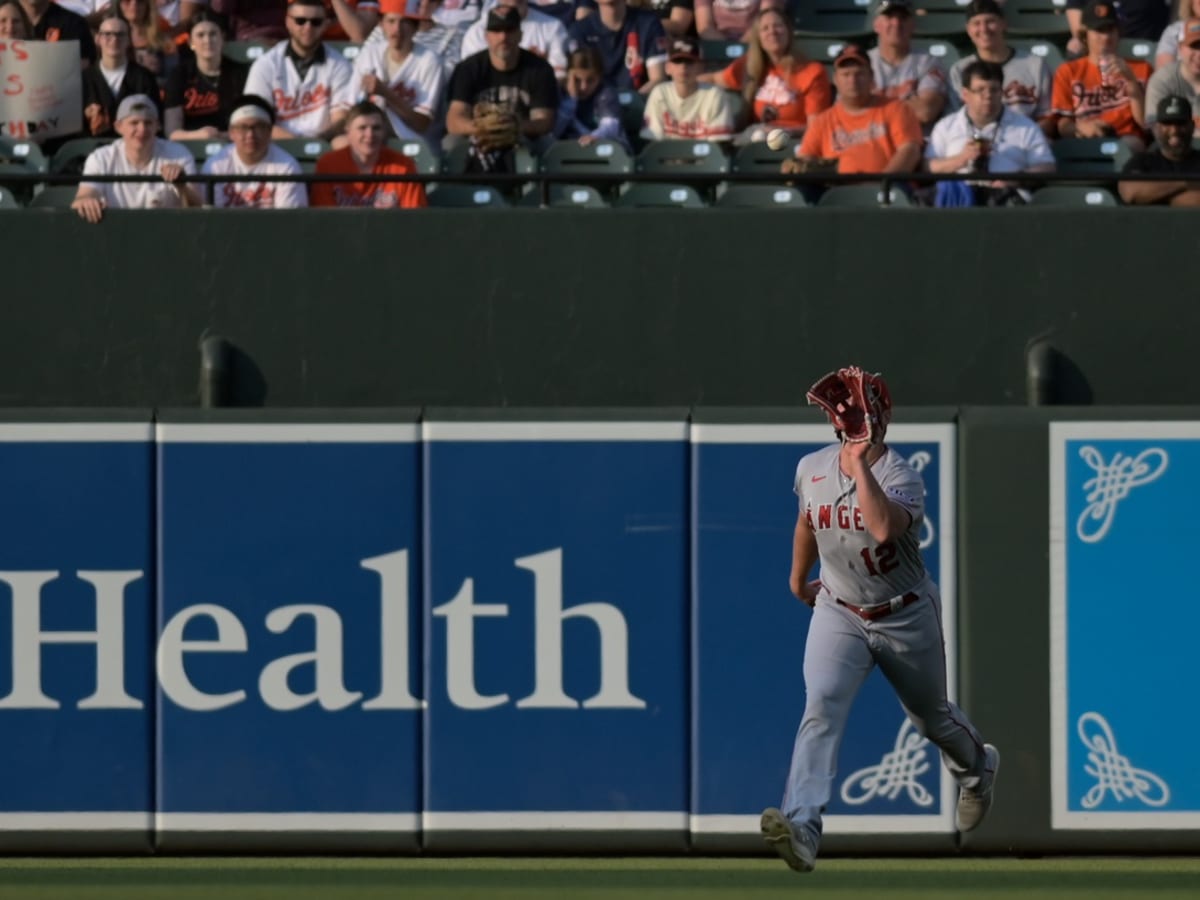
[4,209,1197,408]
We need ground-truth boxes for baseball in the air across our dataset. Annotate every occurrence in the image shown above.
[766,129,789,151]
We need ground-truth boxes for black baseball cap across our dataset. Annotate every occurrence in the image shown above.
[485,4,520,31]
[833,43,870,68]
[964,0,1004,20]
[1082,0,1119,31]
[872,0,912,16]
[668,36,700,62]
[1157,94,1194,124]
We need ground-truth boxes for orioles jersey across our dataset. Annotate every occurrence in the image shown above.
[641,83,736,141]
[245,42,355,138]
[869,47,946,103]
[202,143,308,209]
[1051,56,1152,138]
[794,444,926,606]
[352,41,446,141]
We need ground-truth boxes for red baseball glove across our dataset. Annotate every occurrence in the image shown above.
[806,366,891,444]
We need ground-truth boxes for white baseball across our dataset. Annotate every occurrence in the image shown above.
[766,129,789,151]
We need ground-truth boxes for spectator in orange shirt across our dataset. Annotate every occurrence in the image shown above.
[310,100,429,207]
[789,44,922,178]
[1047,0,1151,148]
[702,7,831,143]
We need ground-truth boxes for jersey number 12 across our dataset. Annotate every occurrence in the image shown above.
[860,542,898,576]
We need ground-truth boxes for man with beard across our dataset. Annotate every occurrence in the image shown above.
[244,0,355,141]
[202,95,308,208]
[1118,95,1200,205]
[1146,19,1200,127]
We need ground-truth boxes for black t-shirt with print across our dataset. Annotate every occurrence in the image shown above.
[164,56,251,131]
[448,48,560,119]
[34,3,96,63]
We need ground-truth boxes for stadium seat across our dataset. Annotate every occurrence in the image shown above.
[636,139,730,200]
[1003,0,1070,38]
[1118,38,1155,65]
[615,90,647,146]
[816,183,913,206]
[224,41,269,64]
[911,1,970,39]
[794,0,872,38]
[441,142,535,176]
[795,36,850,72]
[274,137,332,173]
[519,184,610,208]
[715,184,810,207]
[49,137,112,175]
[912,38,961,70]
[540,139,633,199]
[1029,185,1119,206]
[426,184,510,207]
[1009,37,1064,72]
[1052,137,1132,176]
[615,182,706,207]
[387,137,439,175]
[26,185,78,209]
[700,39,746,72]
[176,139,226,166]
[0,137,48,173]
[327,40,363,61]
[732,140,793,174]
[0,185,21,208]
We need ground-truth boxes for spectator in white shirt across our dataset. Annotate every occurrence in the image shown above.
[353,0,446,141]
[641,36,735,141]
[72,93,200,223]
[202,95,309,208]
[926,60,1055,205]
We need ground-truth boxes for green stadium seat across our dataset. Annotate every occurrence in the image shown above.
[0,137,48,173]
[426,184,510,207]
[912,38,961,70]
[1003,0,1071,38]
[1029,185,1119,206]
[795,36,853,69]
[441,142,535,176]
[49,137,112,175]
[911,1,970,39]
[387,137,439,175]
[700,39,746,72]
[223,41,269,65]
[1052,137,1133,176]
[540,139,633,200]
[794,0,872,38]
[637,139,731,201]
[274,137,332,174]
[732,140,793,174]
[1008,37,1065,72]
[615,90,647,147]
[0,185,21,208]
[1118,38,1155,65]
[519,184,610,208]
[327,40,364,62]
[615,182,707,207]
[816,183,914,206]
[715,184,810,207]
[176,139,226,166]
[26,185,78,209]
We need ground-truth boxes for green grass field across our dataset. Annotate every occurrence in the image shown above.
[1,857,1198,900]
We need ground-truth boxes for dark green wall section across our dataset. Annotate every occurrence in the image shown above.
[6,209,1198,408]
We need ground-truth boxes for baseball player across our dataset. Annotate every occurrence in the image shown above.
[761,366,999,874]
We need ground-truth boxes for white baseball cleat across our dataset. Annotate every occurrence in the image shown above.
[956,743,1000,832]
[760,807,817,873]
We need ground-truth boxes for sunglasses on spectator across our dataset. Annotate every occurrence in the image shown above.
[289,15,326,25]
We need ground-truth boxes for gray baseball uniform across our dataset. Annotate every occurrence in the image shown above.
[1145,61,1200,125]
[869,48,946,103]
[778,443,988,844]
[949,49,1053,119]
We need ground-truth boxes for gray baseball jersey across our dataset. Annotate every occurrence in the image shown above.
[1145,61,1200,125]
[868,47,947,102]
[949,49,1052,119]
[794,444,925,606]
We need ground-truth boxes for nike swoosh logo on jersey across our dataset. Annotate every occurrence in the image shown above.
[812,475,827,482]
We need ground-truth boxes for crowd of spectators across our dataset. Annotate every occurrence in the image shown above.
[2,0,1199,213]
